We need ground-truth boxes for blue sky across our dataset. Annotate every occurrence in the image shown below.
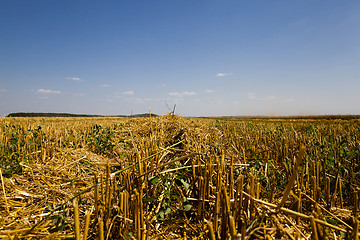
[1,1,360,116]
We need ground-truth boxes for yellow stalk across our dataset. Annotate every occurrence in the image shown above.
[98,217,104,240]
[83,210,91,240]
[0,168,9,214]
[206,220,216,240]
[278,146,305,209]
[310,216,319,240]
[73,198,80,240]
[353,217,359,240]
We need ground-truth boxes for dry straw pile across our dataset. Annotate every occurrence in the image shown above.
[0,115,359,239]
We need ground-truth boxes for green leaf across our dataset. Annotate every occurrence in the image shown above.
[165,207,171,215]
[158,210,165,220]
[148,176,159,185]
[324,218,338,225]
[175,178,190,190]
[184,204,192,211]
[180,179,190,190]
[46,203,53,211]
[143,196,157,203]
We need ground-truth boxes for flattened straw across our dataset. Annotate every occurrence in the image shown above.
[136,152,196,179]
[303,192,353,230]
[281,214,307,239]
[0,168,9,214]
[244,191,348,232]
[24,140,185,236]
[278,146,305,209]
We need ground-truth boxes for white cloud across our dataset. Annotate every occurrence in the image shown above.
[99,84,111,87]
[169,91,196,97]
[216,73,232,77]
[122,90,135,95]
[66,77,82,81]
[205,89,214,93]
[36,89,61,95]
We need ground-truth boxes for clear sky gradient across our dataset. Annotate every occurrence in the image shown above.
[1,1,359,116]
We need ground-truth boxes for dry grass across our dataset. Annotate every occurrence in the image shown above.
[0,115,359,239]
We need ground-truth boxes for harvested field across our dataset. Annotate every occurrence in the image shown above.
[0,115,359,239]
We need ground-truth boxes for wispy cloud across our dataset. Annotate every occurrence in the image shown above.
[247,93,278,101]
[265,96,277,100]
[36,89,61,95]
[258,95,277,101]
[122,90,135,95]
[169,91,196,97]
[205,89,214,93]
[135,98,152,103]
[66,77,82,81]
[183,91,196,96]
[0,89,6,96]
[247,93,256,99]
[216,73,232,77]
[99,84,111,87]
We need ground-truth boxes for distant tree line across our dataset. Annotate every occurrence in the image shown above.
[199,115,360,120]
[7,112,158,118]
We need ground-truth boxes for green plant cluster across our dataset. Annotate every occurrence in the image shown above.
[0,124,45,177]
[85,124,116,157]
